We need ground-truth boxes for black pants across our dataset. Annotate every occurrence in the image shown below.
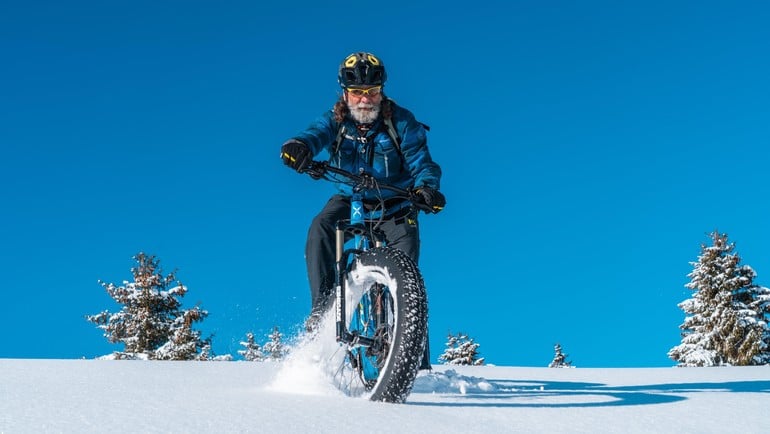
[305,194,420,311]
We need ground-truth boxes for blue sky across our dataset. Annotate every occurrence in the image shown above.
[2,0,768,367]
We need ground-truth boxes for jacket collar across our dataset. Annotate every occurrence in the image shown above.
[344,116,383,138]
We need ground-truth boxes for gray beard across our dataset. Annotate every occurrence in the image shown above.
[349,103,381,124]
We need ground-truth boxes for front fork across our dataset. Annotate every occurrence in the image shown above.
[335,197,384,347]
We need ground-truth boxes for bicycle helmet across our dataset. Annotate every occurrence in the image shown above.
[338,52,387,88]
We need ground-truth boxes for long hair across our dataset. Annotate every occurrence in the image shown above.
[333,94,393,124]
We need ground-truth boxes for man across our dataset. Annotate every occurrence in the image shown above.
[280,51,445,331]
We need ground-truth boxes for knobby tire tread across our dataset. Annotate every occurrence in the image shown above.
[352,247,428,403]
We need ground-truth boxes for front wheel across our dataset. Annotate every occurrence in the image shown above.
[334,247,428,403]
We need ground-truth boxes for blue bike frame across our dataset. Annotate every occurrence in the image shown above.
[304,161,431,352]
[334,190,386,348]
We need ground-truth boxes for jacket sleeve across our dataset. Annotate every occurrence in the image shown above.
[396,108,442,190]
[286,111,338,157]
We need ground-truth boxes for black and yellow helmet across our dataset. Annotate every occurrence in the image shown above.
[338,52,387,88]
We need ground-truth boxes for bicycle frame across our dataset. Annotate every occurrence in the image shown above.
[304,162,422,349]
[301,160,432,401]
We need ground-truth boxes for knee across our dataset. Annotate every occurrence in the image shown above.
[307,196,348,247]
[308,214,335,239]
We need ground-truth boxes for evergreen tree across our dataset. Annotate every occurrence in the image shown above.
[438,333,460,364]
[669,231,770,366]
[548,343,572,368]
[438,332,485,366]
[87,253,211,360]
[238,332,265,362]
[748,284,770,364]
[262,327,286,361]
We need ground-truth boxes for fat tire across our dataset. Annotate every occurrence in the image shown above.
[349,247,428,403]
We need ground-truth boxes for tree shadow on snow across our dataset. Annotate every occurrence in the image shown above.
[408,377,770,408]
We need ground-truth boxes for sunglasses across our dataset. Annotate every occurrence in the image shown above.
[346,86,382,97]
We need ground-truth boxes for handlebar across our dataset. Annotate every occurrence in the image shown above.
[303,161,435,214]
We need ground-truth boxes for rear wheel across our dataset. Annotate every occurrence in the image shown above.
[332,247,428,403]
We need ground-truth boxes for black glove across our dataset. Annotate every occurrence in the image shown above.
[414,186,446,214]
[280,140,311,172]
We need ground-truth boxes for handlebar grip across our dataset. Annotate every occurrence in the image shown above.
[408,191,436,214]
[414,202,435,213]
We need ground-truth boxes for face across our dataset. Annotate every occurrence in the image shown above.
[345,86,383,124]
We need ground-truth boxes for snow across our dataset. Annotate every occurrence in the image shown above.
[2,358,768,433]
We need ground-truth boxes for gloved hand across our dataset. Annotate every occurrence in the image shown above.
[413,186,446,214]
[280,140,311,172]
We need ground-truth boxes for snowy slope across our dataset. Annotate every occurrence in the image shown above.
[1,358,768,433]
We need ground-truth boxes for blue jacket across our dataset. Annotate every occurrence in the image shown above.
[292,100,442,210]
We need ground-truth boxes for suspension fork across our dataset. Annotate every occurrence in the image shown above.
[334,194,386,346]
[335,221,347,343]
[335,194,366,345]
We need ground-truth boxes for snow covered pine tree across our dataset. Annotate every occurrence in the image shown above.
[238,332,265,362]
[548,343,573,368]
[262,326,287,361]
[87,253,211,360]
[438,332,485,366]
[669,231,770,366]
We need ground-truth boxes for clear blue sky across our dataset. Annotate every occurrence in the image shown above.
[2,1,768,367]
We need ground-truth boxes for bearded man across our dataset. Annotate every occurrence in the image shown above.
[280,53,445,359]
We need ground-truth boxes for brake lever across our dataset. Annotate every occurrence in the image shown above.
[303,162,327,180]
